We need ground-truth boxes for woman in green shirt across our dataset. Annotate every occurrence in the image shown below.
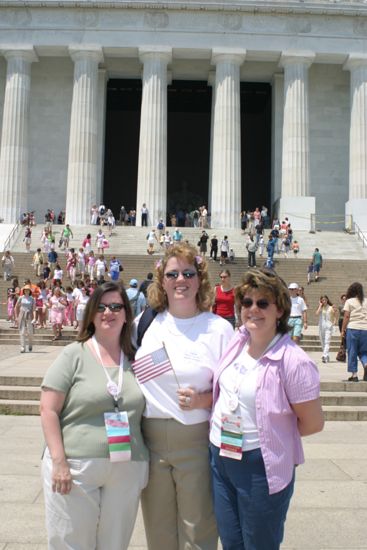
[40,281,148,550]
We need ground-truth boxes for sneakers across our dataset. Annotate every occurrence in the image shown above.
[20,347,25,353]
[322,356,330,363]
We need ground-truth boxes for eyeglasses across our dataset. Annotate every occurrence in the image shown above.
[97,303,125,313]
[240,297,272,309]
[164,270,197,280]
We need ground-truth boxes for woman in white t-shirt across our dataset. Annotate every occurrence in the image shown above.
[341,282,367,381]
[134,243,234,550]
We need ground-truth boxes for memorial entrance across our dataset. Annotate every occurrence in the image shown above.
[103,79,271,221]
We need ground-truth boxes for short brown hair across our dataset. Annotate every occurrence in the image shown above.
[77,282,134,360]
[235,268,291,334]
[148,243,214,312]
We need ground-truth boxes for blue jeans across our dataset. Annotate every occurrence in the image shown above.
[210,444,294,550]
[346,328,367,373]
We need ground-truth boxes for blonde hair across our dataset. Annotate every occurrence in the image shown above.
[148,243,214,312]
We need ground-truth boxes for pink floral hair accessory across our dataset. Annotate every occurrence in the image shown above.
[155,259,162,269]
[195,255,203,265]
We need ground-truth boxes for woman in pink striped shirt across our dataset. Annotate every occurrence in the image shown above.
[210,268,324,550]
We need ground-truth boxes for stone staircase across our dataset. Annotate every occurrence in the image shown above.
[1,373,367,420]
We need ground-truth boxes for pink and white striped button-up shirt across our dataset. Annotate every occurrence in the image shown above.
[211,327,320,495]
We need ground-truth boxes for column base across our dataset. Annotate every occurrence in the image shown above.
[346,199,367,231]
[278,196,315,231]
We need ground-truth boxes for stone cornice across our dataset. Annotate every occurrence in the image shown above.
[1,0,367,17]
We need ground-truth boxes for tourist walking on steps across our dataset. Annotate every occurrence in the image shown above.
[316,295,337,363]
[312,248,323,281]
[198,230,209,257]
[210,234,218,261]
[24,226,32,252]
[2,250,14,281]
[220,235,230,265]
[133,243,233,550]
[15,285,35,353]
[288,283,308,344]
[48,287,67,341]
[40,282,148,550]
[209,268,324,550]
[246,235,258,267]
[141,203,149,226]
[341,282,367,382]
[60,224,73,250]
[146,228,158,255]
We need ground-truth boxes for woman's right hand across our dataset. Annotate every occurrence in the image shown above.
[51,458,72,494]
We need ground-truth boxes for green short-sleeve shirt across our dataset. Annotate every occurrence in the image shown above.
[42,341,148,461]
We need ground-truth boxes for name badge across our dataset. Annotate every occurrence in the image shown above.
[219,414,243,460]
[104,411,131,463]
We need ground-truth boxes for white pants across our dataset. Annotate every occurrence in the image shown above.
[319,323,332,357]
[42,449,148,550]
[19,318,34,348]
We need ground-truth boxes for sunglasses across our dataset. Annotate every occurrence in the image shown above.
[164,270,197,280]
[240,297,272,309]
[97,303,125,313]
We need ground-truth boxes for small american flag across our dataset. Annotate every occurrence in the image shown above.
[132,347,173,384]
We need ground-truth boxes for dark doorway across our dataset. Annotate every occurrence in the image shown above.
[103,79,271,221]
[167,81,212,225]
[103,79,142,213]
[240,83,272,213]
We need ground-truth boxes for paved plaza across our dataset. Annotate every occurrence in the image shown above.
[1,343,367,549]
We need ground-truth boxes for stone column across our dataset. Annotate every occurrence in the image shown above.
[210,49,245,228]
[0,47,38,223]
[279,51,315,230]
[136,47,172,227]
[344,54,367,230]
[65,46,103,225]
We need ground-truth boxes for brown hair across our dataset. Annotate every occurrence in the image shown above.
[77,281,134,360]
[235,268,291,335]
[147,242,214,312]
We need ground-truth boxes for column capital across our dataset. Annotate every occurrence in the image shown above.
[279,50,315,69]
[139,46,172,64]
[343,53,367,71]
[68,45,104,64]
[211,48,246,66]
[0,45,38,63]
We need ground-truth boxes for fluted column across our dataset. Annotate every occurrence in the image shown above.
[65,46,103,225]
[344,54,367,230]
[136,47,172,227]
[278,51,315,230]
[344,55,367,200]
[0,47,38,223]
[210,49,245,228]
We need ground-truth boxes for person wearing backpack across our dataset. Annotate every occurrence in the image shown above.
[126,279,146,317]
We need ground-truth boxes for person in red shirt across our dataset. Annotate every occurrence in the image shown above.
[212,269,236,328]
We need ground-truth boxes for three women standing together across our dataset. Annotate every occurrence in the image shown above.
[40,244,323,550]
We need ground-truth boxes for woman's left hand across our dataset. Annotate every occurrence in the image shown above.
[177,387,212,410]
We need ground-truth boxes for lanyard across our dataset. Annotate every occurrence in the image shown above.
[92,336,124,406]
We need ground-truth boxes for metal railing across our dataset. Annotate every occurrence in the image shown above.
[353,220,367,248]
[2,223,20,252]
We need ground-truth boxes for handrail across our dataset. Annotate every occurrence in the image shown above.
[2,222,20,252]
[353,221,367,248]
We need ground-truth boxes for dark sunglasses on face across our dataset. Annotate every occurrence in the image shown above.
[164,270,197,280]
[240,297,272,310]
[97,303,125,313]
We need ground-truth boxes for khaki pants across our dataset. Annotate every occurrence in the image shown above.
[19,318,34,349]
[141,418,218,550]
[42,449,148,550]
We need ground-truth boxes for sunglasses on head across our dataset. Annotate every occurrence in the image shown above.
[240,297,272,309]
[97,303,125,313]
[164,270,197,280]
